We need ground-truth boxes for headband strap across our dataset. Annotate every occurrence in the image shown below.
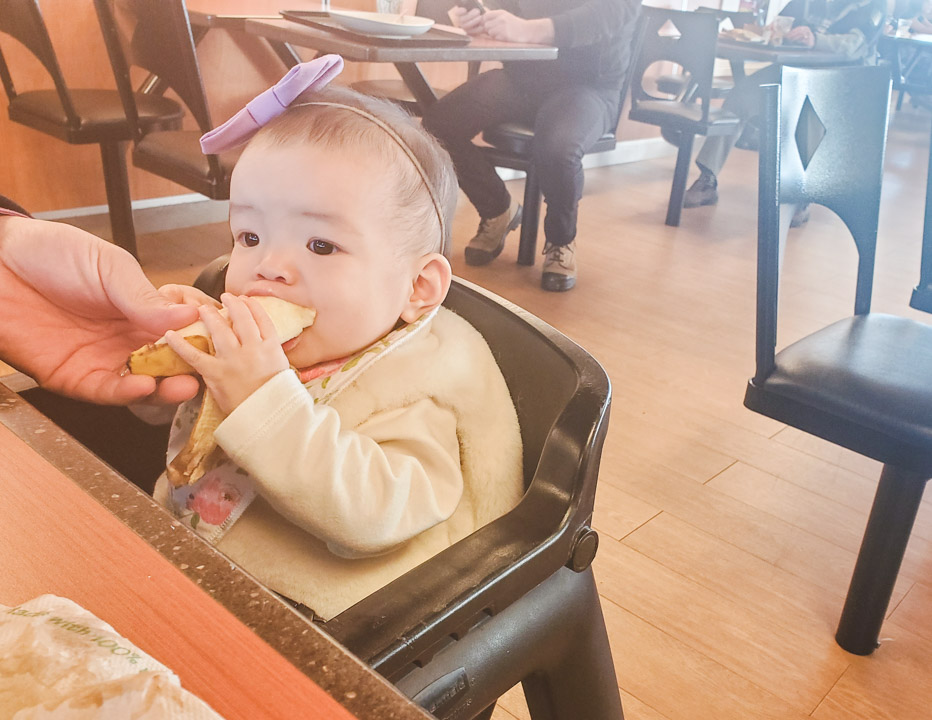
[199,56,446,255]
[296,101,446,255]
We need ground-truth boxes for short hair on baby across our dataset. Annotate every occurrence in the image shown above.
[250,85,458,258]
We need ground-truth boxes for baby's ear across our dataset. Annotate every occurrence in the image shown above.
[400,253,452,323]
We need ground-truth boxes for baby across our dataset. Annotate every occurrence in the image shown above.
[153,56,524,620]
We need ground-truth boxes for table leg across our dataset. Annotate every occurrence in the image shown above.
[909,113,932,312]
[396,62,439,110]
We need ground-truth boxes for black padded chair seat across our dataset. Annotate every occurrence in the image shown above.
[350,78,449,114]
[746,314,932,472]
[629,99,740,132]
[9,89,183,143]
[482,121,617,157]
[655,73,733,98]
[134,130,239,196]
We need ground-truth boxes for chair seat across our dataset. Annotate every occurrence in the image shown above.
[133,129,239,198]
[350,78,448,112]
[9,89,183,144]
[628,99,740,134]
[481,122,617,158]
[745,314,932,473]
[655,73,733,98]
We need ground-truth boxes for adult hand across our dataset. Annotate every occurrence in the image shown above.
[0,216,201,405]
[784,25,816,48]
[164,294,289,414]
[481,10,555,44]
[448,6,485,35]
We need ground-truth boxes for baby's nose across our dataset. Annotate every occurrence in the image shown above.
[255,252,295,283]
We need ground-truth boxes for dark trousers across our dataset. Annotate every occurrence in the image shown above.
[695,63,783,176]
[422,68,619,247]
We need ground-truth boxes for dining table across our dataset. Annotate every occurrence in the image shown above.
[716,36,856,81]
[0,378,429,720]
[238,14,557,109]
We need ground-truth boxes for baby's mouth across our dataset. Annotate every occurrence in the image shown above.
[281,335,301,352]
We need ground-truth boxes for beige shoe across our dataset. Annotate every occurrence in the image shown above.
[464,201,522,266]
[541,241,577,292]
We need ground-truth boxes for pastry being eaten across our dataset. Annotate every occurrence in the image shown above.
[128,296,317,377]
[128,295,316,487]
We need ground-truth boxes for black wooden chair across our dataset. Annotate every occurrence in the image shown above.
[744,64,932,656]
[93,0,237,203]
[878,35,932,111]
[478,11,642,265]
[0,0,183,256]
[193,258,623,719]
[627,7,741,227]
[653,7,757,100]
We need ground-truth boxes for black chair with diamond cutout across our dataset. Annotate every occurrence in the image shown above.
[0,0,183,256]
[744,64,932,656]
[94,0,238,203]
[627,7,741,227]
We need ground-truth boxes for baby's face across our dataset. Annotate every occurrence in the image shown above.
[225,140,422,369]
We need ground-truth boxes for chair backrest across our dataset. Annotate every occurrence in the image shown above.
[0,0,81,125]
[629,7,721,124]
[93,0,213,140]
[753,65,891,382]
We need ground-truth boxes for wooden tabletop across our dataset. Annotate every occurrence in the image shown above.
[716,37,854,67]
[242,16,558,63]
[0,382,428,720]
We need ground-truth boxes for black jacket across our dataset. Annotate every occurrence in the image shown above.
[501,0,642,90]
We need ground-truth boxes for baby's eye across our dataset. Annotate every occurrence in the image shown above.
[307,238,336,255]
[236,232,260,247]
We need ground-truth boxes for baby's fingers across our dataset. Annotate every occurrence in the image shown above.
[164,329,213,374]
[221,293,263,345]
[243,296,281,342]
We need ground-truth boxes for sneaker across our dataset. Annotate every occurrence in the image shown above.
[464,201,522,266]
[790,203,810,228]
[683,171,718,208]
[541,241,577,292]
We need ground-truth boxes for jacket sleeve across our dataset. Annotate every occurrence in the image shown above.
[213,369,464,557]
[515,0,641,48]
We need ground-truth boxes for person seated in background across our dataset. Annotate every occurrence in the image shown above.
[422,0,640,292]
[147,58,524,621]
[910,0,932,32]
[683,0,887,223]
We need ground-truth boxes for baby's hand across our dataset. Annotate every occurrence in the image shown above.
[165,294,290,414]
[158,283,222,310]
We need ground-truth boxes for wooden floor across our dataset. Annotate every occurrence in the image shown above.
[57,104,932,719]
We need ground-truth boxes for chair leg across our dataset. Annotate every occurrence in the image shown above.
[395,566,623,720]
[835,464,928,655]
[521,567,623,720]
[518,165,542,266]
[98,141,137,257]
[665,133,695,227]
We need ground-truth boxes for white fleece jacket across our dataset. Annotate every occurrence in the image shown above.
[154,307,524,620]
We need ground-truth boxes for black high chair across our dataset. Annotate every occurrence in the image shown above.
[744,64,932,656]
[194,258,623,719]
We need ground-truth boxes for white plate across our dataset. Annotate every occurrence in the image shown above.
[328,10,434,37]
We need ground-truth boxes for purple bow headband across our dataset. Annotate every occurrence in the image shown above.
[199,55,345,155]
[198,53,447,254]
